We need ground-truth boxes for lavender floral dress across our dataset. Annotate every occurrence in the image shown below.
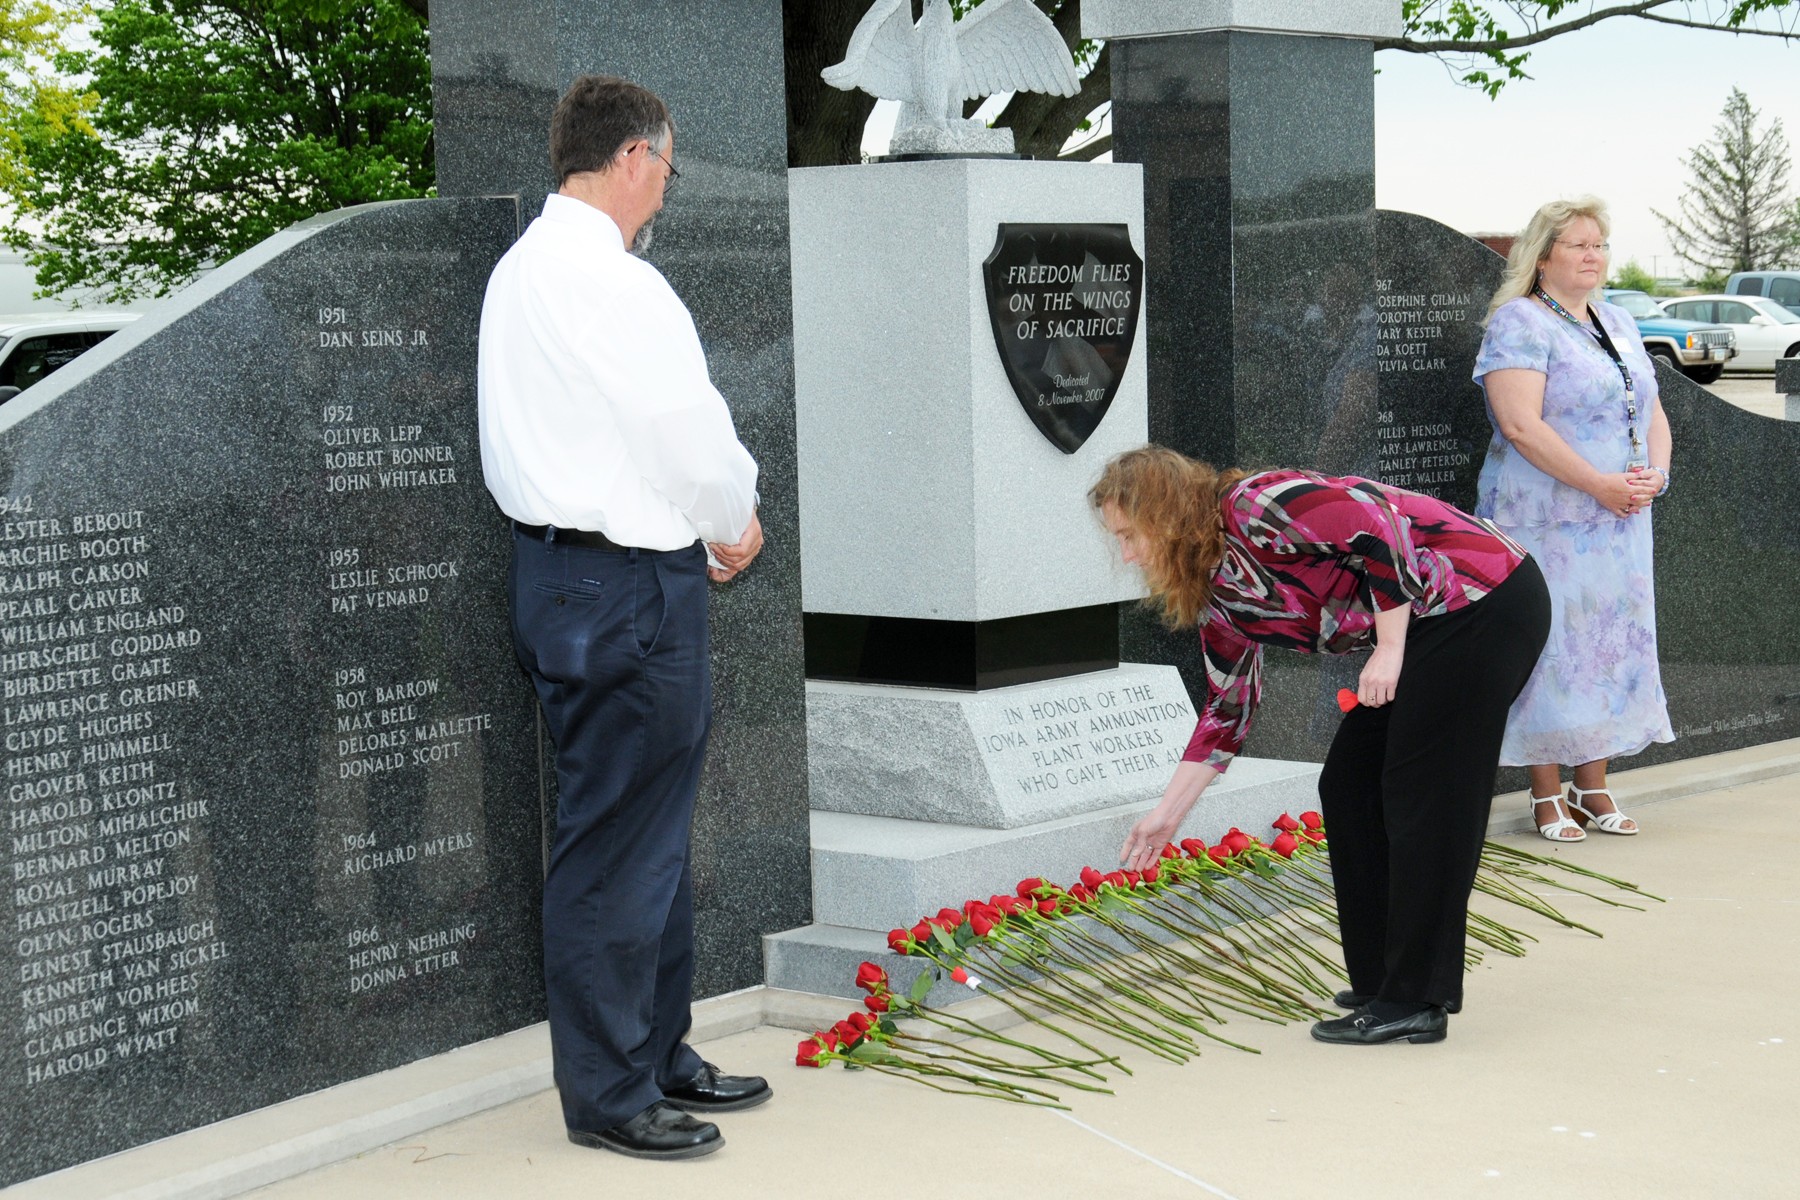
[1473,297,1674,766]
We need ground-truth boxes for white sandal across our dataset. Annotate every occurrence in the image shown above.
[1531,792,1585,842]
[1567,785,1638,835]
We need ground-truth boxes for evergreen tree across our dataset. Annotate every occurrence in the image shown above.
[1654,88,1798,276]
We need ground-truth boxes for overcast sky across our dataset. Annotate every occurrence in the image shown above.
[863,15,1799,279]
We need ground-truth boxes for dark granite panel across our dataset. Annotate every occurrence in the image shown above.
[0,199,539,1187]
[803,606,1120,691]
[1113,31,1378,762]
[432,0,810,998]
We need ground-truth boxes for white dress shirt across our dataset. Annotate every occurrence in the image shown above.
[478,194,759,550]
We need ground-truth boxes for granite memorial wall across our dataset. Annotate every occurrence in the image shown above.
[0,199,542,1186]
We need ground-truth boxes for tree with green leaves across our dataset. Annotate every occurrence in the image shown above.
[1654,88,1799,275]
[1607,259,1661,293]
[0,0,93,200]
[3,0,432,303]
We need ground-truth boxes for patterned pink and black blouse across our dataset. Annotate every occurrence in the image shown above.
[1185,470,1528,771]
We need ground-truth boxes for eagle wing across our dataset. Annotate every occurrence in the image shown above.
[953,0,1081,101]
[821,0,917,101]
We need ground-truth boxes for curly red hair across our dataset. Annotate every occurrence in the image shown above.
[1090,446,1245,629]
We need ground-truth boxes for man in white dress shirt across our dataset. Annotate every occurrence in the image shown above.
[477,75,769,1162]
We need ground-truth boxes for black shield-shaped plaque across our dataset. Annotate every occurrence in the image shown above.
[982,223,1144,454]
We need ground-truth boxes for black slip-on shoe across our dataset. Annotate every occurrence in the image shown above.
[1333,989,1461,1015]
[663,1061,773,1113]
[1311,1005,1448,1045]
[568,1101,722,1161]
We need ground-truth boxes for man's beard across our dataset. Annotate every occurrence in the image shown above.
[631,216,655,255]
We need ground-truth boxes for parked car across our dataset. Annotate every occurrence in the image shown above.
[0,313,139,403]
[1725,269,1800,317]
[1657,294,1800,372]
[1601,289,1737,384]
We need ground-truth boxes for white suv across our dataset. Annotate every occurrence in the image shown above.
[0,313,140,402]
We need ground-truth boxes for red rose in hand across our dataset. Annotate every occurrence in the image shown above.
[1017,876,1047,897]
[864,992,890,1014]
[1299,811,1324,831]
[1180,838,1208,857]
[796,1036,830,1067]
[1271,831,1299,858]
[887,928,912,955]
[1272,813,1301,833]
[855,961,889,993]
[1079,866,1104,890]
[1207,845,1231,865]
[1336,687,1358,713]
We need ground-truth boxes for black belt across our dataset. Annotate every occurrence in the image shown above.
[513,521,632,552]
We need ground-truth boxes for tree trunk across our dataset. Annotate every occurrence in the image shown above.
[785,0,879,166]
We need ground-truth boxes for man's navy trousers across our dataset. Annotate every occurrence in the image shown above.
[508,528,710,1132]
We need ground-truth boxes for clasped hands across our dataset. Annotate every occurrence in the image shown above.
[707,511,763,583]
[1595,468,1662,519]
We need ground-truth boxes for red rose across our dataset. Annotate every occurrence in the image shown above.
[950,966,970,984]
[1180,838,1208,857]
[864,993,890,1014]
[1069,884,1094,903]
[1271,832,1299,858]
[910,919,933,944]
[1160,842,1180,860]
[1221,829,1251,854]
[992,895,1022,915]
[887,928,912,955]
[969,909,998,937]
[1016,876,1047,897]
[1079,866,1104,889]
[1336,687,1358,713]
[936,907,963,926]
[1301,828,1326,844]
[1272,813,1301,833]
[846,1011,875,1034]
[1036,898,1058,916]
[1102,870,1126,889]
[855,962,889,993]
[796,1036,829,1067]
[1299,810,1324,831]
[1142,865,1161,884]
[1207,845,1231,865]
[831,1018,861,1043]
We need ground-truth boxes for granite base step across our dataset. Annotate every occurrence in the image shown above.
[808,756,1323,933]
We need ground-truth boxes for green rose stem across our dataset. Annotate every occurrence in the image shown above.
[859,1061,1069,1109]
[889,1000,1121,1079]
[1148,884,1349,994]
[1071,905,1310,1024]
[1481,841,1667,901]
[1107,896,1327,1017]
[889,1032,1117,1093]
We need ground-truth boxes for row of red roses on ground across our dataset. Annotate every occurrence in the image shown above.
[884,810,1326,955]
[797,810,1329,1070]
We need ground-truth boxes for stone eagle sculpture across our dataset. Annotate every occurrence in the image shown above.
[823,0,1081,156]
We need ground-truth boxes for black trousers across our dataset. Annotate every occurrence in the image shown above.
[1318,557,1551,1009]
[509,531,711,1131]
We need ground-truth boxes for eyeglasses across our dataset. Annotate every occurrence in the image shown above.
[649,144,679,191]
[1556,239,1610,255]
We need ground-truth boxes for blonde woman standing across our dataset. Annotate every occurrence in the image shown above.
[1473,197,1674,842]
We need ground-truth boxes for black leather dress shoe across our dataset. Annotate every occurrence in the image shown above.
[1312,1005,1448,1045]
[663,1061,773,1113]
[1333,989,1461,1015]
[568,1101,721,1160]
